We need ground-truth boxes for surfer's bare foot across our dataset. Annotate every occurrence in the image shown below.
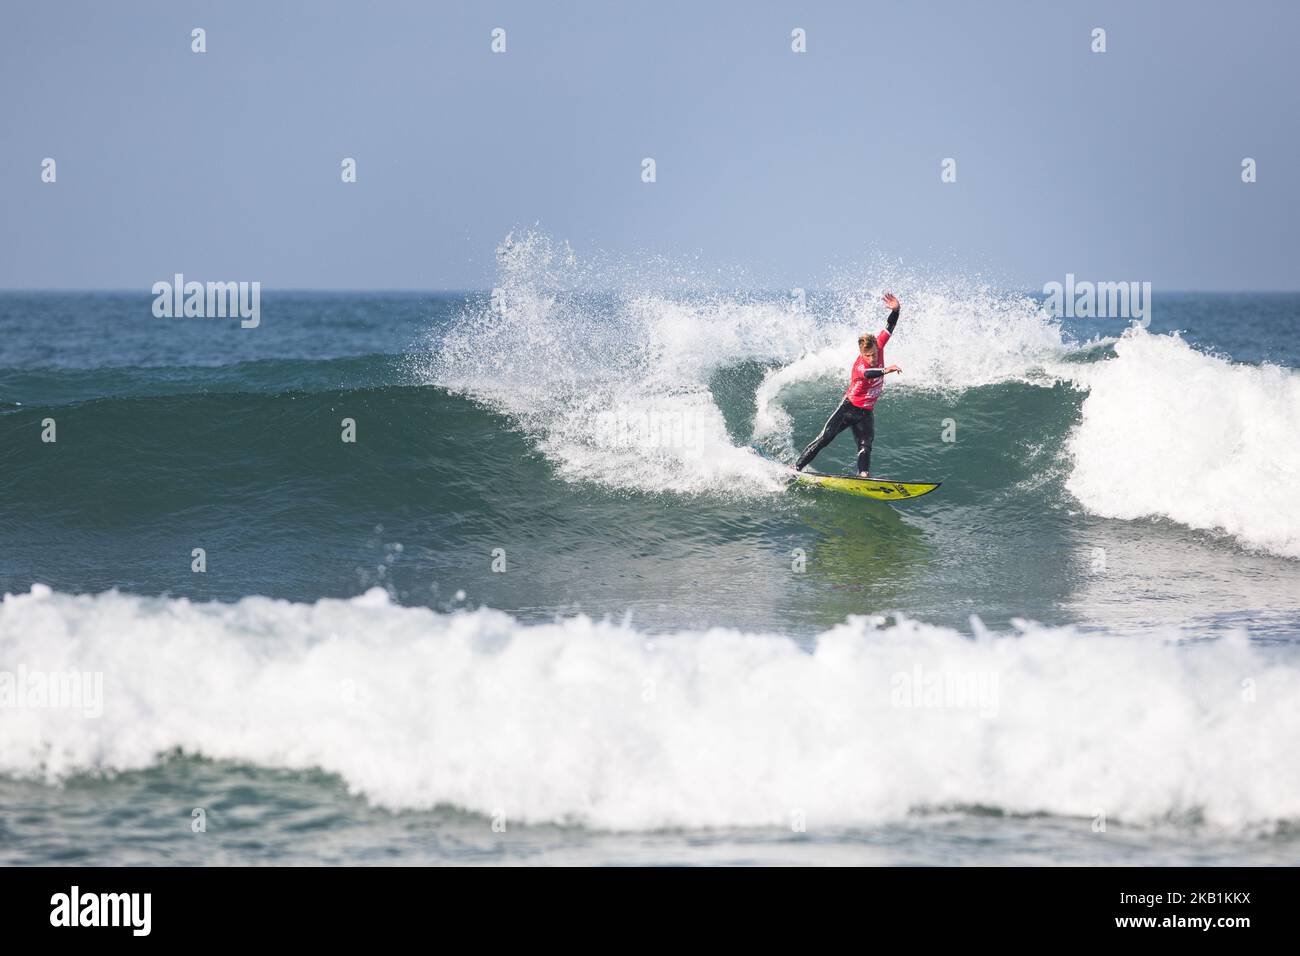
[859,471,869,478]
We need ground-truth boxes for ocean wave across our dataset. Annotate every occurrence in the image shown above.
[1066,328,1300,559]
[423,231,1085,496]
[3,586,1296,830]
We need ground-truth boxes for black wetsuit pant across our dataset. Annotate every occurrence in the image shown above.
[796,399,874,473]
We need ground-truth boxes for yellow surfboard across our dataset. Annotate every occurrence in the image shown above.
[753,447,940,500]
[792,470,941,501]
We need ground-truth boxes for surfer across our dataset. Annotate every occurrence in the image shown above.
[794,294,902,477]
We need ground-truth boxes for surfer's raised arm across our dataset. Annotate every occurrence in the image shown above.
[882,293,901,333]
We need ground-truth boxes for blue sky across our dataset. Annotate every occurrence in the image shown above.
[2,0,1296,290]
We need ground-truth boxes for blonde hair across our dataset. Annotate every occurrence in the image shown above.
[858,333,878,352]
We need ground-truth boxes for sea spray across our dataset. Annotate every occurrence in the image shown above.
[425,231,1080,495]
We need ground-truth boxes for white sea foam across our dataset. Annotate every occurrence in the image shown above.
[1066,328,1300,559]
[3,585,1296,830]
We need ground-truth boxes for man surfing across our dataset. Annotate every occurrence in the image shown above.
[794,294,902,477]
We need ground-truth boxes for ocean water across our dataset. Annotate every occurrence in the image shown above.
[3,241,1300,865]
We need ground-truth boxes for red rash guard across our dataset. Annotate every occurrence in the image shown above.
[844,328,891,410]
